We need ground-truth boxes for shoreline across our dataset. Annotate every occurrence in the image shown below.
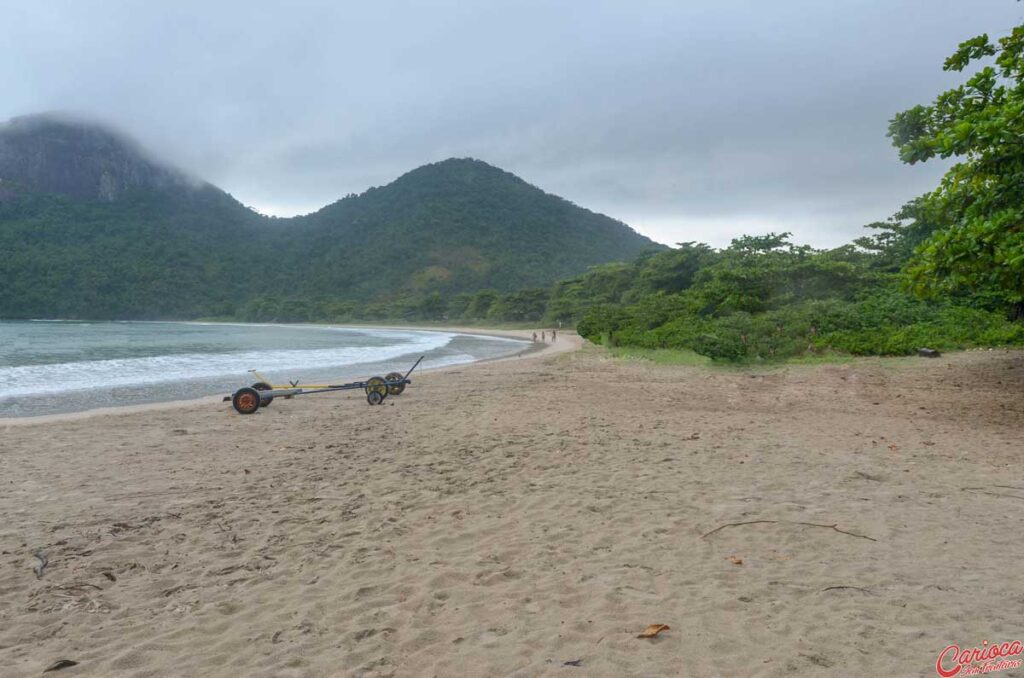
[0,326,578,427]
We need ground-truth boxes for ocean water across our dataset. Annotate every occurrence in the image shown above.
[0,321,526,417]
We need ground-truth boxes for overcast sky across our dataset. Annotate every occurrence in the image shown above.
[2,1,1021,247]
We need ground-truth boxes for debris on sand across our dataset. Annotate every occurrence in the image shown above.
[637,624,670,639]
[33,551,48,579]
[43,659,79,672]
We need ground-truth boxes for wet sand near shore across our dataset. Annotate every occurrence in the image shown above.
[1,337,1022,677]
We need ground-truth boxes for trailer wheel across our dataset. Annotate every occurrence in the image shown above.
[251,381,274,406]
[232,387,261,415]
[385,372,406,395]
[367,390,384,406]
[365,376,388,401]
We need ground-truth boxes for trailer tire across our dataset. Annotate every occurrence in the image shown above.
[251,381,274,406]
[365,376,388,401]
[385,372,406,395]
[367,390,384,405]
[232,387,262,415]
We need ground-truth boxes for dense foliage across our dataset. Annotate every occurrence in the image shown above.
[888,26,1024,314]
[0,187,269,318]
[570,235,1024,361]
[0,158,661,319]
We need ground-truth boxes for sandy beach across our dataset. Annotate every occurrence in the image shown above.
[1,333,1023,677]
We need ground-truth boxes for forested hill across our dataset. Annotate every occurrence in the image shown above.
[0,115,662,319]
[284,158,661,299]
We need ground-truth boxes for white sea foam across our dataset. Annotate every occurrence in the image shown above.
[416,352,479,370]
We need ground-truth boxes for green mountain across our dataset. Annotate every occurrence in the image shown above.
[0,114,662,319]
[284,158,664,299]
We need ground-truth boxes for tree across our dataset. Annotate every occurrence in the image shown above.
[691,233,869,314]
[853,199,942,272]
[888,25,1024,314]
[463,290,499,319]
[635,242,717,294]
[486,288,550,322]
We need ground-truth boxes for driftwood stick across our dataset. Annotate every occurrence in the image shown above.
[961,488,1024,500]
[812,523,878,541]
[701,520,877,542]
[701,520,779,538]
[821,585,876,595]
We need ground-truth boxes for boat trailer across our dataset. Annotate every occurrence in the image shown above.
[225,356,424,414]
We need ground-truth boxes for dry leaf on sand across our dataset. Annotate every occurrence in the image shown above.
[637,624,670,639]
[728,556,744,565]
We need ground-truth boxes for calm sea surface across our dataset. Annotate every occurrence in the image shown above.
[0,321,525,417]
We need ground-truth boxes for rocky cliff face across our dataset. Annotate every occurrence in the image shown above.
[0,114,196,201]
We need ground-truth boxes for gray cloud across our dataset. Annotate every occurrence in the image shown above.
[2,0,1021,246]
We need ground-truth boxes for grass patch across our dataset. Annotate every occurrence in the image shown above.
[606,345,883,368]
[608,346,712,366]
[776,352,860,366]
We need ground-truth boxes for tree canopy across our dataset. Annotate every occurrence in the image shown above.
[888,24,1024,311]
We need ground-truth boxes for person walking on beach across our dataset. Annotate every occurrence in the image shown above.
[532,332,537,342]
[541,331,546,342]
[551,329,557,342]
